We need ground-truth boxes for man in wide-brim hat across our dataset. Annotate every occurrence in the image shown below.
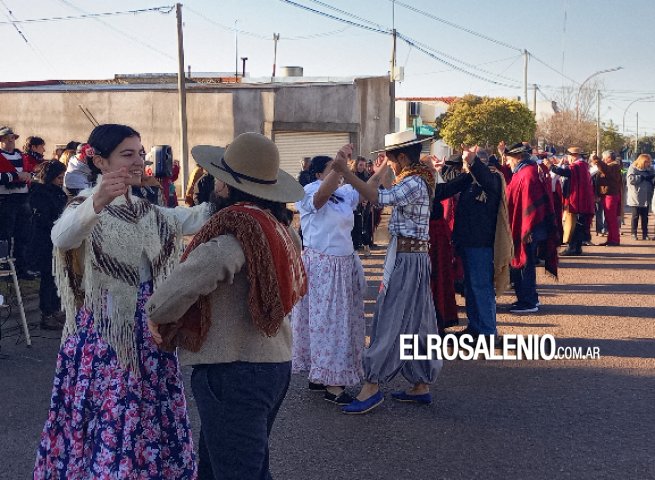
[543,145,595,255]
[146,132,307,478]
[504,142,559,313]
[331,129,443,414]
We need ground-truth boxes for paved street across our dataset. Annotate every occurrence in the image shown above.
[1,224,654,480]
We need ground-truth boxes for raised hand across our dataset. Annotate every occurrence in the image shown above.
[333,143,353,173]
[93,167,130,213]
[497,140,506,155]
[461,144,479,164]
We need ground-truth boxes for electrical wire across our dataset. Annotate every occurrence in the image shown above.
[278,0,390,34]
[0,5,175,25]
[396,32,521,89]
[391,0,522,52]
[304,0,387,31]
[55,0,176,61]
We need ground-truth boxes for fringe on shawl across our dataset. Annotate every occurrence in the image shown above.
[53,197,183,374]
[159,203,307,353]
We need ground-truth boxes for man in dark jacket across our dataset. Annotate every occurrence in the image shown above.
[435,148,502,337]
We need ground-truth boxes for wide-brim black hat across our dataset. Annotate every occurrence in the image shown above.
[505,142,532,156]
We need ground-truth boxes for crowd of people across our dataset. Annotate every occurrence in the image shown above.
[0,120,654,478]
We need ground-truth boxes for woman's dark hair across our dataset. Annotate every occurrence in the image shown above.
[65,141,81,151]
[23,136,45,152]
[308,155,332,179]
[37,160,66,185]
[388,142,423,164]
[211,186,292,226]
[87,124,141,180]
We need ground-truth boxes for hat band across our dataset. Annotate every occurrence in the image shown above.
[212,158,277,186]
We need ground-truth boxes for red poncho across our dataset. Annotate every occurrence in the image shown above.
[506,163,558,277]
[565,160,595,215]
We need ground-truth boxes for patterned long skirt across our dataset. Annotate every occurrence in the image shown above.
[33,282,196,479]
[291,249,366,387]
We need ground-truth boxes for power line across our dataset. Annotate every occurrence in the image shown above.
[391,0,522,52]
[304,0,387,31]
[0,5,175,25]
[186,5,349,41]
[396,32,521,89]
[55,0,175,61]
[278,0,390,34]
[391,0,582,87]
[280,0,522,89]
[397,34,521,86]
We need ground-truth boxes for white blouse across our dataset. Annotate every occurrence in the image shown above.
[52,192,211,281]
[296,180,359,256]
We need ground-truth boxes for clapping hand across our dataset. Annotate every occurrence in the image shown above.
[93,167,130,213]
[333,143,353,174]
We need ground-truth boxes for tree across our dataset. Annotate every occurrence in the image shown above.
[537,110,597,152]
[636,135,655,156]
[439,95,536,148]
[600,121,628,154]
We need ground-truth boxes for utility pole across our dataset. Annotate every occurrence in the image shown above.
[596,89,601,155]
[532,84,537,114]
[636,112,639,153]
[523,49,529,107]
[241,57,248,78]
[176,3,189,197]
[272,33,280,78]
[389,1,396,134]
[234,20,238,79]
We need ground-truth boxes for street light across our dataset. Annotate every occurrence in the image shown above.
[623,96,654,133]
[576,66,623,121]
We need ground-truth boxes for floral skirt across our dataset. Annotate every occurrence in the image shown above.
[291,249,366,387]
[33,282,196,479]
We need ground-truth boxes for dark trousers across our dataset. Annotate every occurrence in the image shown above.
[631,206,649,238]
[511,240,539,307]
[568,214,592,253]
[595,200,606,234]
[38,255,60,315]
[351,206,373,249]
[191,361,291,480]
[462,247,496,335]
[0,193,32,273]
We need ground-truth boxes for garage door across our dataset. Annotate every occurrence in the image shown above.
[274,131,351,180]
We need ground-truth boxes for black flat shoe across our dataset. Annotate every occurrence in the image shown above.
[324,390,354,405]
[308,382,326,392]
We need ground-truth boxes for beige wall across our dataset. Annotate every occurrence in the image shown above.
[0,77,390,193]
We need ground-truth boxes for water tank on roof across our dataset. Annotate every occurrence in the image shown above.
[279,66,304,77]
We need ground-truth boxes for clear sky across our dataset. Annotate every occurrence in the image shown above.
[3,0,655,136]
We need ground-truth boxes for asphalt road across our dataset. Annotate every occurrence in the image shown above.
[1,224,653,479]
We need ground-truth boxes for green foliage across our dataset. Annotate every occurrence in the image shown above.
[439,95,536,148]
[600,121,627,154]
[636,135,655,156]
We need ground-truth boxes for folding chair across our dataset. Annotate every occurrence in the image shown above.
[0,240,31,347]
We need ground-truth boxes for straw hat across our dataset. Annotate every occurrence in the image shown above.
[371,129,432,154]
[191,132,304,203]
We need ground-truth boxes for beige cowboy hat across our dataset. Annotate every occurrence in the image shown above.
[0,126,19,139]
[191,132,304,203]
[371,129,433,154]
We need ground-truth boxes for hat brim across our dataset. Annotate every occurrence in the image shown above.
[371,136,432,154]
[191,145,305,204]
[0,132,18,139]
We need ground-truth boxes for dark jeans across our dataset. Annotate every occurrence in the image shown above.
[511,239,539,307]
[461,247,496,335]
[568,214,591,253]
[191,361,291,480]
[0,193,32,273]
[38,255,60,315]
[595,200,606,234]
[631,206,649,238]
